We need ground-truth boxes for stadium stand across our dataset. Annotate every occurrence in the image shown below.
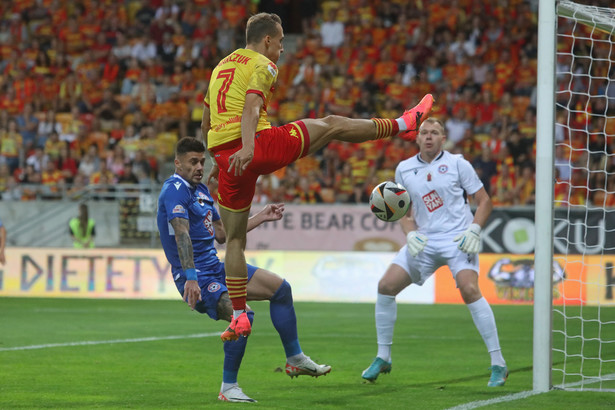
[0,0,612,209]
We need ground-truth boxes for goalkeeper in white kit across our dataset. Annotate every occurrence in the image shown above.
[362,118,508,387]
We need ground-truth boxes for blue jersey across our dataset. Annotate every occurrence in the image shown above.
[157,173,222,275]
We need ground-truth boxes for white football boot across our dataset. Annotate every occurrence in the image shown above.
[285,355,332,378]
[218,385,257,403]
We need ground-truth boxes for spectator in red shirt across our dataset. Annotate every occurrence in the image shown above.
[149,15,174,45]
[475,90,498,133]
[55,143,78,184]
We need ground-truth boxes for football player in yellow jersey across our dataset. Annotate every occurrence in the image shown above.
[199,12,434,346]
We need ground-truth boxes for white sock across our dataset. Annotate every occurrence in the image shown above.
[221,382,237,392]
[377,344,392,363]
[467,297,506,367]
[232,309,244,319]
[490,350,506,367]
[396,117,407,132]
[286,352,306,365]
[375,293,396,362]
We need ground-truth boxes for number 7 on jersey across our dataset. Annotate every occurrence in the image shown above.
[216,68,235,113]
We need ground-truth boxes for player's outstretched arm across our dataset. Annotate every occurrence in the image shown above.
[247,203,284,232]
[170,217,202,309]
[211,204,284,245]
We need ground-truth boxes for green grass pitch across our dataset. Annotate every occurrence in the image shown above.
[1,297,614,409]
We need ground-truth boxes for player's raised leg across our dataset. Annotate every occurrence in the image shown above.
[247,269,331,378]
[362,264,412,382]
[304,94,434,155]
[456,269,508,387]
[219,208,252,341]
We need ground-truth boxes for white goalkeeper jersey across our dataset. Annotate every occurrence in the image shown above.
[395,150,483,239]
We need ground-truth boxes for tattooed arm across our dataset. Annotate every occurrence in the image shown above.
[170,217,202,309]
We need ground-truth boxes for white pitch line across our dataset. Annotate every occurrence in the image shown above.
[0,332,221,352]
[445,390,545,410]
[446,372,615,410]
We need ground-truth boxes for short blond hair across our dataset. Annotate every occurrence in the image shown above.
[246,13,282,45]
[420,117,445,133]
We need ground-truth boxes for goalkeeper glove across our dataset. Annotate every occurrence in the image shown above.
[454,223,482,254]
[406,231,428,257]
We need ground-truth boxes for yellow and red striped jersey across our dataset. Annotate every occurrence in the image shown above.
[205,48,278,150]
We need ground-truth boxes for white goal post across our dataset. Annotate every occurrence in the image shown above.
[534,0,556,393]
[535,0,615,393]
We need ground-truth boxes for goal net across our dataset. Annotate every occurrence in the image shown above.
[546,0,615,392]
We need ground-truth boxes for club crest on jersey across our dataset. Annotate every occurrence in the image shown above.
[267,62,277,77]
[422,190,444,212]
[172,205,186,214]
[207,282,221,292]
[438,165,448,174]
[203,210,214,235]
[197,191,209,206]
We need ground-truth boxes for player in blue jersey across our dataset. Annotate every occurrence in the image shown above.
[157,137,331,403]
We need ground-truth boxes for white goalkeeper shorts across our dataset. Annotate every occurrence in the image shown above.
[391,239,480,286]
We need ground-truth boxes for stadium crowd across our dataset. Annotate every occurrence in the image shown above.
[0,0,613,207]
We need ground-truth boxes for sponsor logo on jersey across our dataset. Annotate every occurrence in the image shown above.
[213,114,241,132]
[422,190,444,212]
[438,165,448,174]
[203,210,214,235]
[207,282,221,292]
[174,182,182,190]
[172,204,186,214]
